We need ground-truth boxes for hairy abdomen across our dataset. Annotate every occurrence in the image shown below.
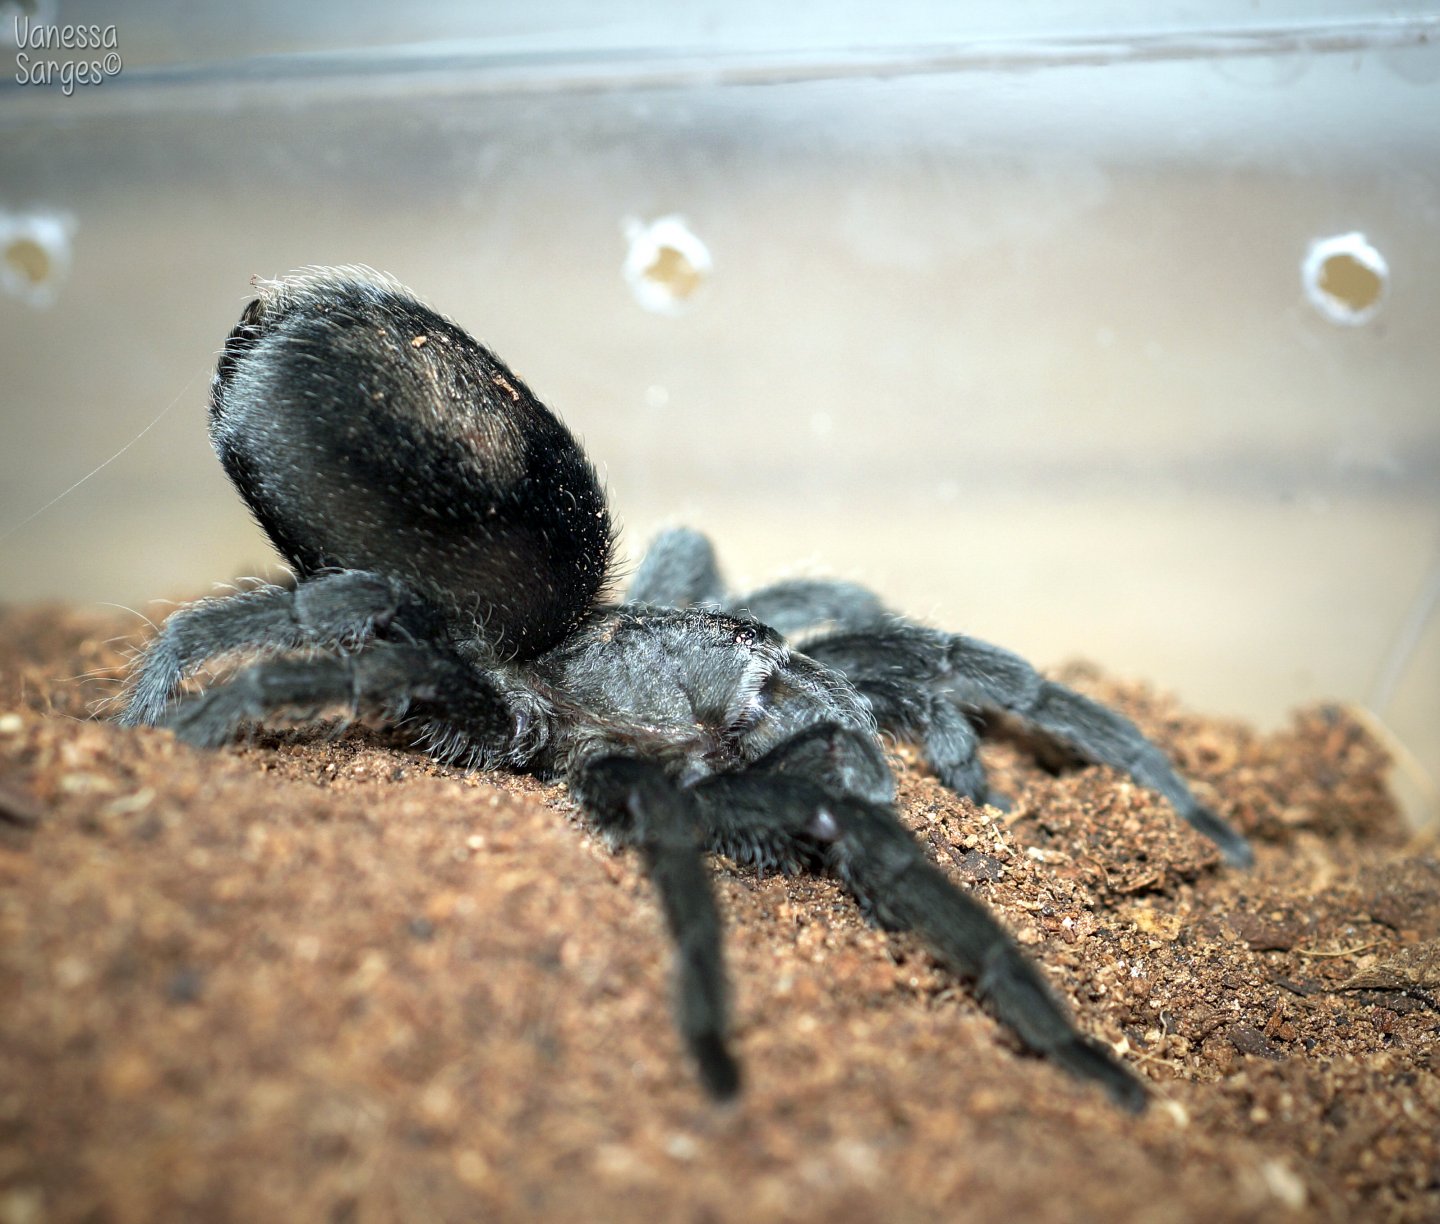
[207,268,613,658]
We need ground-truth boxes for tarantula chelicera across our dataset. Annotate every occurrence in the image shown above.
[121,267,1252,1112]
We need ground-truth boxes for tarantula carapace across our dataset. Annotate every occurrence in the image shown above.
[120,267,1252,1112]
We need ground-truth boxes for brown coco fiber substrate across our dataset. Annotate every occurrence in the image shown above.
[0,604,1437,1224]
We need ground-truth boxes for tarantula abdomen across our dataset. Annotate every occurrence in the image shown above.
[208,267,613,658]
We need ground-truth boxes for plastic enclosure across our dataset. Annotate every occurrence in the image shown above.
[2,3,1437,822]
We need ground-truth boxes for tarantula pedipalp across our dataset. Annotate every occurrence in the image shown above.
[120,267,1252,1111]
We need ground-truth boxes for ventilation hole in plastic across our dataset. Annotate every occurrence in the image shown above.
[1302,233,1387,326]
[0,212,71,306]
[4,236,51,287]
[623,215,712,315]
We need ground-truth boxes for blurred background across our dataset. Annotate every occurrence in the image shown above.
[2,2,1437,821]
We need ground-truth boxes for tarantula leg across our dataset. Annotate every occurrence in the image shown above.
[630,533,890,639]
[571,755,739,1101]
[835,665,1004,811]
[120,570,409,727]
[920,699,1003,808]
[626,527,726,608]
[158,641,513,753]
[729,578,889,640]
[1010,675,1253,865]
[691,762,1146,1111]
[806,625,1253,867]
[742,721,896,805]
[819,798,1148,1112]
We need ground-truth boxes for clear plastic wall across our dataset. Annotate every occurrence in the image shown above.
[2,3,1437,821]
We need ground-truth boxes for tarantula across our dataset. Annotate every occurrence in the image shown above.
[120,267,1252,1112]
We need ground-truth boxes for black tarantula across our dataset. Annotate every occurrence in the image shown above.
[120,267,1253,1112]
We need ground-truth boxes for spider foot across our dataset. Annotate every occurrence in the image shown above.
[1187,804,1255,869]
[1048,1034,1148,1114]
[691,1033,742,1101]
[161,684,272,748]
